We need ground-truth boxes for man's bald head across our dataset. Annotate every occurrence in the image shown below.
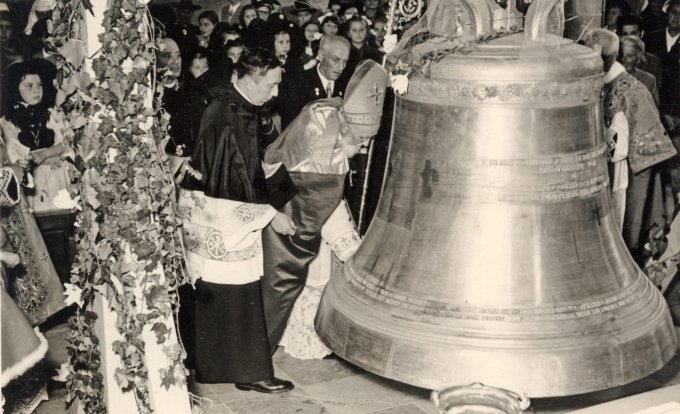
[317,35,350,81]
[584,28,620,72]
[584,28,619,58]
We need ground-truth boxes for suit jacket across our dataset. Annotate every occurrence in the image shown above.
[645,30,680,119]
[631,67,659,107]
[639,52,662,89]
[276,66,345,130]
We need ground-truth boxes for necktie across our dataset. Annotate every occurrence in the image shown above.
[326,81,334,97]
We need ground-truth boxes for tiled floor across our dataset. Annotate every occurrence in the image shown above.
[32,327,680,414]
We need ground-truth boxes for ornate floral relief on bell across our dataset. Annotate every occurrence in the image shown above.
[315,0,677,398]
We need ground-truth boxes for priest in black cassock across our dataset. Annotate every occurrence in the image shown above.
[179,48,297,394]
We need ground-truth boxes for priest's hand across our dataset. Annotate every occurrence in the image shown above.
[271,212,297,236]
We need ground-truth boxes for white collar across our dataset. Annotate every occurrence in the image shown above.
[604,61,626,84]
[641,0,649,12]
[667,29,680,50]
[233,83,257,106]
[229,2,241,12]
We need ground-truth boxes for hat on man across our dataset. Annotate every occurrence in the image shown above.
[175,0,201,11]
[255,0,275,9]
[342,60,389,139]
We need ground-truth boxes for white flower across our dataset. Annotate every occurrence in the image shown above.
[107,147,119,164]
[383,34,398,54]
[53,189,82,211]
[313,32,323,41]
[64,283,84,308]
[52,362,71,382]
[390,74,409,95]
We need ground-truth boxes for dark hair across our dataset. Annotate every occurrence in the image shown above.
[321,14,342,33]
[373,14,387,25]
[239,4,258,28]
[234,47,281,79]
[226,39,246,52]
[190,50,210,63]
[669,0,680,9]
[339,3,363,18]
[301,20,320,44]
[341,15,368,39]
[3,59,56,110]
[617,13,642,34]
[198,10,219,25]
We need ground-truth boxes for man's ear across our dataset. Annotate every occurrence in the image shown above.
[317,48,325,61]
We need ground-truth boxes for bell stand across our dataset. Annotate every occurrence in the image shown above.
[425,1,566,413]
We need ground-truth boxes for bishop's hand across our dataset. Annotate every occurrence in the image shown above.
[271,212,297,236]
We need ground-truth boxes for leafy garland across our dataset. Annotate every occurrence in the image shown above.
[389,25,523,80]
[47,0,189,412]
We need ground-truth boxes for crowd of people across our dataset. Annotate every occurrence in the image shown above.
[596,0,680,264]
[1,0,680,410]
[152,0,388,156]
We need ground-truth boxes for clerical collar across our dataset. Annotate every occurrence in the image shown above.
[233,83,257,106]
[604,60,625,84]
[666,29,680,52]
[317,66,332,90]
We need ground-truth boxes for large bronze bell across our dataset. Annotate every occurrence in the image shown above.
[315,0,677,398]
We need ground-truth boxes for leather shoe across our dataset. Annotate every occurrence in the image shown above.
[235,377,294,394]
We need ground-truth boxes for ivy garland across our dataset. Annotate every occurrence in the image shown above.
[47,0,189,412]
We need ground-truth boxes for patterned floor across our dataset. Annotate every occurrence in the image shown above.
[33,326,680,414]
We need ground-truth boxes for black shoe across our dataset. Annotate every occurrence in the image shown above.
[235,377,294,394]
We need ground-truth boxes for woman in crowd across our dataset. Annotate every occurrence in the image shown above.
[344,16,382,65]
[269,15,305,74]
[188,50,209,79]
[362,0,386,21]
[196,10,219,48]
[300,21,321,69]
[1,60,71,212]
[371,14,387,48]
[339,3,361,23]
[320,14,341,36]
[328,0,342,16]
[226,39,246,64]
[239,4,259,31]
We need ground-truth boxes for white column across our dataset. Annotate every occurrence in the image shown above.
[83,1,191,413]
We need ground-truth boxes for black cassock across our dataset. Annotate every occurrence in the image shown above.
[179,85,294,383]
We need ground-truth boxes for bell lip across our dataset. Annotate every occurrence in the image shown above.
[316,268,678,398]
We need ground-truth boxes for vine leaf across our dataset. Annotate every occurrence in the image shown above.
[58,39,87,69]
[151,322,170,344]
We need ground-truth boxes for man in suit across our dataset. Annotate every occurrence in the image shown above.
[620,13,663,87]
[276,34,350,130]
[620,34,660,106]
